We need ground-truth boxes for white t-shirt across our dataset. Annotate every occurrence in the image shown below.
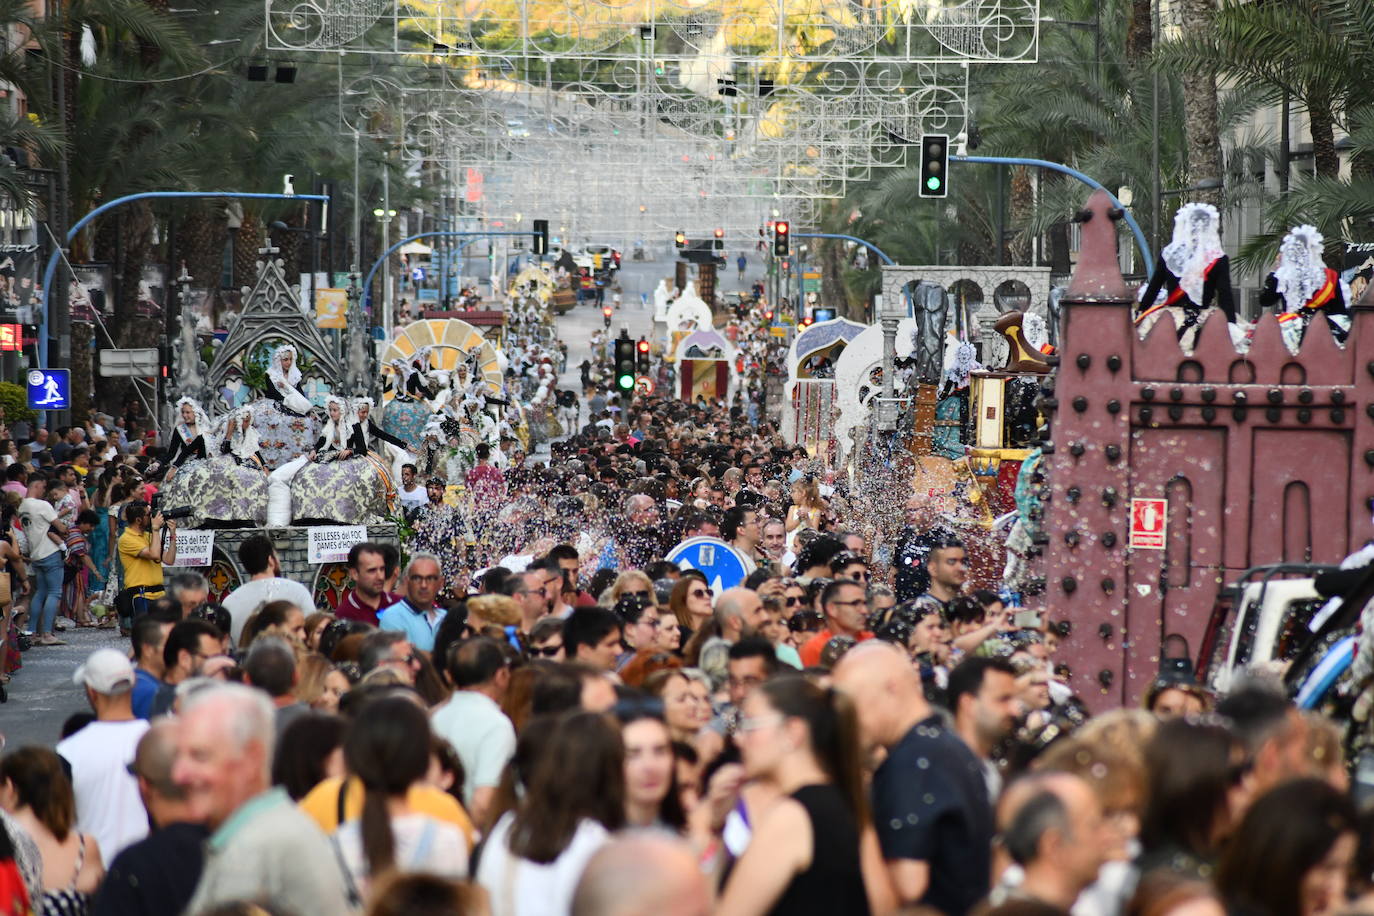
[223,577,318,643]
[334,813,468,898]
[56,718,151,865]
[431,692,517,804]
[398,485,427,512]
[498,554,534,574]
[18,497,58,561]
[476,813,609,916]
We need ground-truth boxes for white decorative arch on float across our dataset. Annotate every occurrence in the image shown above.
[379,319,504,402]
[673,329,739,404]
[780,318,869,445]
[832,318,918,463]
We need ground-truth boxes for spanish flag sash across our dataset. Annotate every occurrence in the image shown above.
[1136,258,1220,326]
[1278,269,1338,324]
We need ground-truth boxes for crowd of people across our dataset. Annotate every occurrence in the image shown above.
[0,270,1368,916]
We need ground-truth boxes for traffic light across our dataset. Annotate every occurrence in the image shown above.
[713,227,724,251]
[781,259,791,273]
[616,341,637,392]
[674,230,687,250]
[774,220,789,256]
[532,219,549,254]
[636,338,651,376]
[615,337,637,392]
[763,309,774,322]
[919,134,949,198]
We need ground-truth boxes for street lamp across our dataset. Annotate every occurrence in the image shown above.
[373,207,397,332]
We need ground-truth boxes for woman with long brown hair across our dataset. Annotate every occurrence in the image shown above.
[476,712,624,916]
[0,746,104,914]
[668,574,713,647]
[716,676,891,916]
[784,476,825,549]
[332,697,468,900]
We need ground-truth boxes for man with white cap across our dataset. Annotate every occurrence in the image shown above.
[56,648,152,864]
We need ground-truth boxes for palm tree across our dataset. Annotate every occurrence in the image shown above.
[1160,0,1374,180]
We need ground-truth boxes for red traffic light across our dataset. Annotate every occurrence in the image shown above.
[714,227,724,239]
[775,220,789,235]
[637,340,650,353]
[602,307,613,318]
[763,310,774,321]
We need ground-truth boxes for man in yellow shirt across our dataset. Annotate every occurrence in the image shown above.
[116,502,177,633]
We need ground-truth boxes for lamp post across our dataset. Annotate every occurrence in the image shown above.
[372,206,397,334]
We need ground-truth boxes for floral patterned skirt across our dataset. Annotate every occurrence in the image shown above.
[248,399,320,470]
[161,458,269,528]
[290,454,394,526]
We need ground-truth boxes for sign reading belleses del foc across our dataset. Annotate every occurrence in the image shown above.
[307,526,369,564]
[164,530,215,568]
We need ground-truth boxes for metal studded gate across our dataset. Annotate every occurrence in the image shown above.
[1041,191,1374,708]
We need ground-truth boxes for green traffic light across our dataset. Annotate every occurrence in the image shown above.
[926,176,941,191]
[619,374,635,389]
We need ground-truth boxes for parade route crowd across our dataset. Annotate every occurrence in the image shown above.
[0,298,1367,916]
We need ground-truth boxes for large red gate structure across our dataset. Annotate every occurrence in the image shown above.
[1043,191,1374,707]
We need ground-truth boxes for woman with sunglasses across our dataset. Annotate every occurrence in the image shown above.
[604,570,657,609]
[667,574,713,649]
[717,677,890,916]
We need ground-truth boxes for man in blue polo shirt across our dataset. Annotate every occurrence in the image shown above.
[378,553,447,652]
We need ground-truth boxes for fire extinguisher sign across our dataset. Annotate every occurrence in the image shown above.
[1129,498,1168,550]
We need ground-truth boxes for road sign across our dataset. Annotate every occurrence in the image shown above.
[99,348,160,377]
[665,536,752,592]
[1129,498,1167,550]
[635,376,655,395]
[26,368,69,410]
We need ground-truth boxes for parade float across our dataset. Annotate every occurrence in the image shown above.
[1023,191,1374,710]
[780,317,868,453]
[159,245,400,609]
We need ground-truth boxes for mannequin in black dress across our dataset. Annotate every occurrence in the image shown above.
[1137,202,1236,347]
[1257,224,1351,348]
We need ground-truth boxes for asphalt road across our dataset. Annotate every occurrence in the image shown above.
[1,621,117,749]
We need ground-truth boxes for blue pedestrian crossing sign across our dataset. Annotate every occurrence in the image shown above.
[27,369,70,410]
[665,536,752,593]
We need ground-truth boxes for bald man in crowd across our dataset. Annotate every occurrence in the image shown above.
[834,642,995,915]
[572,831,710,916]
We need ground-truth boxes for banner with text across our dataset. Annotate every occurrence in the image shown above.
[164,529,215,567]
[307,525,369,564]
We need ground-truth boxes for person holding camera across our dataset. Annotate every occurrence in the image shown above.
[115,503,177,635]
